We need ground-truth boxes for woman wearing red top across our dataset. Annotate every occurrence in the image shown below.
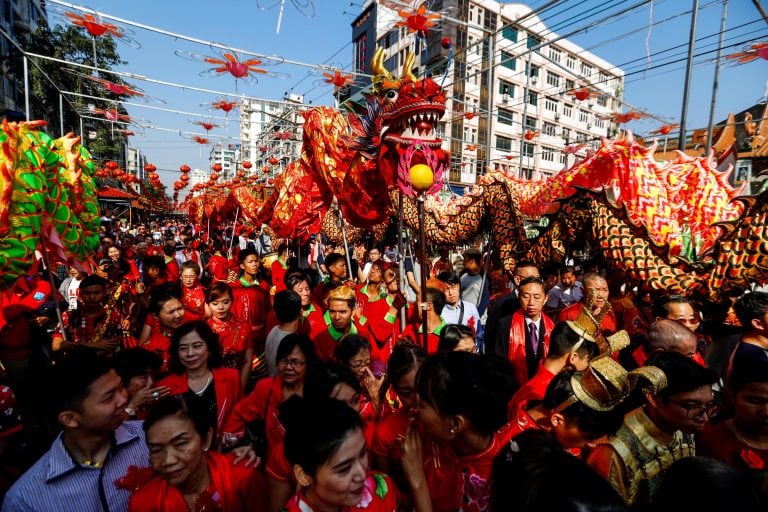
[205,239,229,282]
[144,283,185,371]
[207,282,255,388]
[229,248,270,347]
[362,264,413,363]
[271,243,290,293]
[179,261,207,320]
[334,335,388,424]
[401,352,517,512]
[372,342,427,495]
[158,321,242,446]
[107,245,141,283]
[265,364,369,512]
[127,396,263,511]
[280,396,399,512]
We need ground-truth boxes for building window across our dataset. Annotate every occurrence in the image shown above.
[544,97,559,112]
[499,80,515,97]
[543,122,557,136]
[563,104,573,117]
[527,91,538,106]
[562,127,571,141]
[527,34,542,49]
[566,54,576,69]
[581,62,593,77]
[525,63,540,78]
[546,72,560,88]
[501,52,516,71]
[523,143,535,157]
[496,135,513,151]
[579,110,589,123]
[498,109,514,126]
[595,118,605,129]
[597,95,608,107]
[502,25,518,42]
[542,147,555,162]
[565,79,575,92]
[549,47,562,63]
[559,152,567,164]
[599,71,609,84]
[524,116,537,130]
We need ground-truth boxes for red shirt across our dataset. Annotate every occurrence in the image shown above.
[698,420,768,475]
[0,277,52,360]
[208,315,254,370]
[558,302,617,335]
[423,422,518,512]
[181,284,206,319]
[230,278,270,342]
[507,365,556,419]
[128,452,266,512]
[282,472,398,512]
[372,407,410,461]
[222,376,284,449]
[271,258,288,293]
[314,316,374,361]
[164,258,179,283]
[206,254,229,282]
[400,319,446,355]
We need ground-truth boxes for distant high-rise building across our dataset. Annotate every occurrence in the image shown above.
[1,0,47,119]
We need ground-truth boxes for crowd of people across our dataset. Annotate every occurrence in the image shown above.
[0,217,766,511]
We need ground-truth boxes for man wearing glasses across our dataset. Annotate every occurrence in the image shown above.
[587,352,719,509]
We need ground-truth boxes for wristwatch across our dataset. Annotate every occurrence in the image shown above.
[124,407,136,417]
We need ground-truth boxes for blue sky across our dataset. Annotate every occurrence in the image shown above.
[50,0,767,188]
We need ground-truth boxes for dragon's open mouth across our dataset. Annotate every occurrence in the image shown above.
[383,105,444,148]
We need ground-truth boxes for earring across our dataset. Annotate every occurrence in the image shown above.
[449,428,455,434]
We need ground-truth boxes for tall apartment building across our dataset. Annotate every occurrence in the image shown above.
[239,94,307,180]
[208,143,239,181]
[1,0,46,119]
[188,168,210,196]
[351,0,624,186]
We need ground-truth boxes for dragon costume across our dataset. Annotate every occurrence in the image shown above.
[0,120,100,287]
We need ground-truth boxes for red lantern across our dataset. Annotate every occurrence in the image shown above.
[210,173,219,181]
[144,163,157,172]
[180,164,191,173]
[180,174,190,182]
[237,171,246,178]
[269,157,278,165]
[96,169,107,178]
[105,160,119,170]
[242,161,252,169]
[148,172,159,181]
[212,163,223,172]
[262,166,270,173]
[113,169,125,178]
[441,37,452,49]
[260,146,268,153]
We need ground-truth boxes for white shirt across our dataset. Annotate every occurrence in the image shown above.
[441,300,480,329]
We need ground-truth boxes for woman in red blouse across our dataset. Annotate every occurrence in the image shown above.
[127,395,263,511]
[158,320,242,447]
[179,261,207,320]
[372,342,426,494]
[205,239,230,283]
[401,352,517,512]
[279,396,399,512]
[206,282,254,388]
[334,335,388,424]
[144,283,185,372]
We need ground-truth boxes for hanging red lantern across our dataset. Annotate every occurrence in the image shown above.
[105,160,119,170]
[180,164,191,173]
[260,146,268,153]
[212,163,223,172]
[268,157,278,165]
[180,174,190,182]
[237,171,246,178]
[113,169,125,178]
[262,165,270,173]
[242,161,252,169]
[210,173,219,181]
[96,169,107,178]
[144,163,157,172]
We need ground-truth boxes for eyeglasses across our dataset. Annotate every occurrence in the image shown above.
[278,358,306,368]
[349,360,372,370]
[456,345,480,354]
[669,399,719,419]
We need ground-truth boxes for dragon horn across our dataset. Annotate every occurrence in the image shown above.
[403,52,417,83]
[371,47,393,83]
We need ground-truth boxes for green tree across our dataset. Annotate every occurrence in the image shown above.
[24,20,129,163]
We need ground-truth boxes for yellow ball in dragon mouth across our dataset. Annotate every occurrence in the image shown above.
[409,164,434,192]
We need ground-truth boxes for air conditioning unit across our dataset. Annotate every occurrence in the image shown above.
[555,114,561,121]
[531,76,538,85]
[502,94,510,104]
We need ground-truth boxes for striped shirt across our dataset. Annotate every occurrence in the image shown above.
[2,421,149,512]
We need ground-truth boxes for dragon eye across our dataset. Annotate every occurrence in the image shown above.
[384,90,399,102]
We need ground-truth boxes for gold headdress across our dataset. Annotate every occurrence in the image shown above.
[565,294,629,357]
[370,47,418,93]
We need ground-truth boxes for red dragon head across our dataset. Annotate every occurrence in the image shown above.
[371,48,449,189]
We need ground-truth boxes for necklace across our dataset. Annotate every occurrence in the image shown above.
[189,373,212,395]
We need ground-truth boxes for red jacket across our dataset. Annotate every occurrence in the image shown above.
[158,367,242,443]
[314,317,374,361]
[558,302,617,335]
[128,452,266,511]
